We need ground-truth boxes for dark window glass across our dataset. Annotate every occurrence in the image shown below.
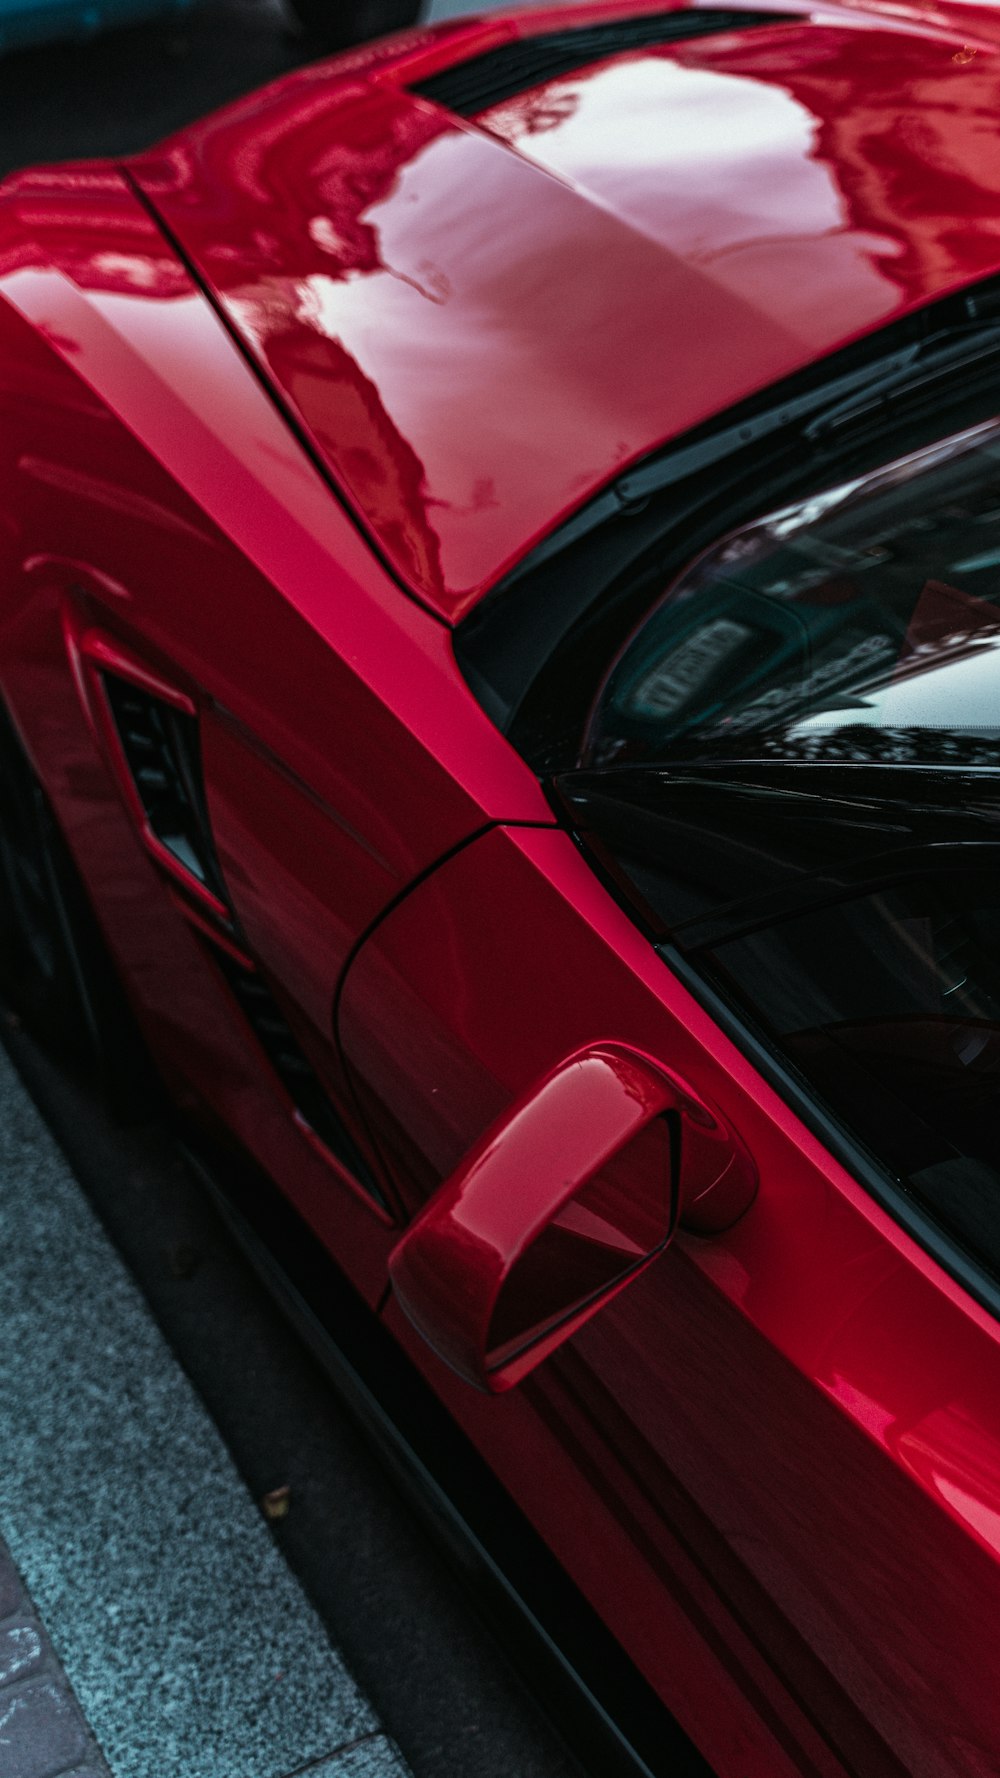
[565,420,1000,1278]
[582,420,1000,771]
[702,875,1000,1268]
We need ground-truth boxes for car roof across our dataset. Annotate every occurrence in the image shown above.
[128,0,1000,623]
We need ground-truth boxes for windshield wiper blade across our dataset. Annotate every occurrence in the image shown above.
[802,324,1000,445]
[504,307,1000,585]
[614,346,924,508]
[505,344,930,581]
[619,323,1000,509]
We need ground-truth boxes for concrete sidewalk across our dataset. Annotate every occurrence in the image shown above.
[0,1047,411,1778]
[0,1537,108,1778]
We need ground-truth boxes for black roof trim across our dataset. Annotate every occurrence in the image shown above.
[409,9,788,117]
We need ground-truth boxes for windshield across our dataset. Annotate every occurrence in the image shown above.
[583,418,1000,770]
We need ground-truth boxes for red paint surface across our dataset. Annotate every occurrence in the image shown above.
[389,1045,680,1389]
[0,161,551,1304]
[344,825,1000,1777]
[390,1039,756,1388]
[129,0,1000,616]
[2,10,1000,1772]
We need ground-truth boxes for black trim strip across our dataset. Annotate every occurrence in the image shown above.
[204,939,388,1209]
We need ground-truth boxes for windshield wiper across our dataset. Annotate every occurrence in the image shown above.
[803,324,1000,446]
[620,323,1000,507]
[512,323,1000,580]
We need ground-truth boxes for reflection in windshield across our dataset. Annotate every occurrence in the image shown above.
[584,418,1000,768]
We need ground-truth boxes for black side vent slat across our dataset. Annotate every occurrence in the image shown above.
[102,673,229,907]
[210,944,387,1209]
[410,10,787,116]
[102,667,385,1207]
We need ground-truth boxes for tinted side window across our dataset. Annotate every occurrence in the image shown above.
[703,875,1000,1268]
[560,420,1000,1276]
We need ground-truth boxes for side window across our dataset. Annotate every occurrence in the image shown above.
[558,419,1000,1275]
[703,873,1000,1269]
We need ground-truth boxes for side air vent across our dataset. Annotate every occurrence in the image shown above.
[102,674,229,907]
[92,654,385,1208]
[210,944,387,1208]
[409,10,786,116]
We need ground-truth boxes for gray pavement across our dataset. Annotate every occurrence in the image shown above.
[0,1020,580,1778]
[0,1539,110,1778]
[0,1045,411,1778]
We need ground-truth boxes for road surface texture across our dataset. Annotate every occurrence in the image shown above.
[0,1016,581,1778]
[0,1042,419,1778]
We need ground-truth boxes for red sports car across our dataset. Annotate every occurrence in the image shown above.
[4,3,1000,1772]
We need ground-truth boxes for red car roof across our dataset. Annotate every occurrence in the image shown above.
[128,0,1000,622]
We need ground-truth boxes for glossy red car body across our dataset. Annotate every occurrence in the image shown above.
[3,5,1000,1773]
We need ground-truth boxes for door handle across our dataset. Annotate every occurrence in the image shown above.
[388,1043,756,1392]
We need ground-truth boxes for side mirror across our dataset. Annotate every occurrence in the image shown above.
[388,1043,756,1392]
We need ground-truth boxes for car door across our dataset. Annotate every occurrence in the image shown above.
[337,426,1000,1778]
[339,822,1000,1778]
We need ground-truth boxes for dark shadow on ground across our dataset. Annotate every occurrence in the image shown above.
[0,0,310,177]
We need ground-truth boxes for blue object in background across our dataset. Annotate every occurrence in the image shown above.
[0,0,192,53]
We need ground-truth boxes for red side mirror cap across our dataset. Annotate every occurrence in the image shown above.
[389,1044,756,1392]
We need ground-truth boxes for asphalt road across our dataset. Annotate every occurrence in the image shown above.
[0,1042,407,1778]
[1,1019,582,1778]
